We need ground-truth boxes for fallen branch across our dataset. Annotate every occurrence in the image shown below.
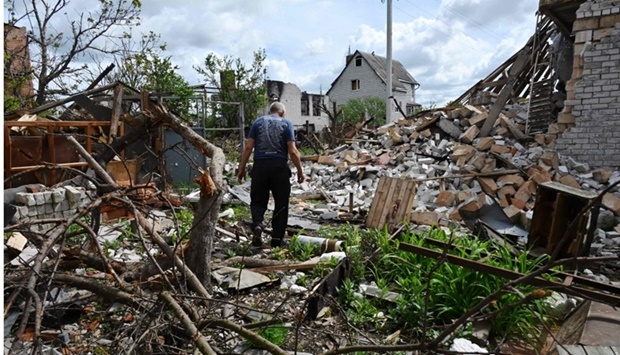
[160,291,216,355]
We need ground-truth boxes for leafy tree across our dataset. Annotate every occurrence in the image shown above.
[105,31,194,117]
[194,49,268,128]
[5,0,142,106]
[340,96,386,126]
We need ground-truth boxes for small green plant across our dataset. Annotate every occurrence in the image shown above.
[230,204,251,221]
[288,235,319,261]
[225,248,236,258]
[246,324,288,348]
[296,273,308,287]
[271,247,287,261]
[171,208,194,244]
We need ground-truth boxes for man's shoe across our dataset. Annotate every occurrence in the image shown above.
[252,226,262,247]
[270,238,282,248]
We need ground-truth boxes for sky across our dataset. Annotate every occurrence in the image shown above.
[5,0,540,107]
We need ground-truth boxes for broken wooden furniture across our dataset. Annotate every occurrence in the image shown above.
[528,181,599,260]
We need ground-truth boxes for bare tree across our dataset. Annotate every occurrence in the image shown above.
[5,0,142,105]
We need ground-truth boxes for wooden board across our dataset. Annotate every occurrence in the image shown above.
[366,176,417,229]
[557,345,619,355]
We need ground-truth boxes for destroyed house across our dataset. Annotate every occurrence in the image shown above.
[264,79,330,132]
[453,0,620,170]
[326,50,420,123]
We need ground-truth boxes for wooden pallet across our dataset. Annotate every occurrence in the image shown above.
[366,176,417,229]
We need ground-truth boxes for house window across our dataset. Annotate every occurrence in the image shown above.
[351,79,360,91]
[355,56,362,66]
[406,104,415,116]
[312,96,321,116]
[301,93,309,116]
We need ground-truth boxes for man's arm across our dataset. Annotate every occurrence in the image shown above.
[287,140,305,183]
[237,138,255,184]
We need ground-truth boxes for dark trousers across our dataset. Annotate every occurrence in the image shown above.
[250,160,291,244]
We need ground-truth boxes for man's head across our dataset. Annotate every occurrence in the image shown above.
[269,102,286,117]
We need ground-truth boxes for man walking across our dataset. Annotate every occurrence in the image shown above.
[237,102,305,247]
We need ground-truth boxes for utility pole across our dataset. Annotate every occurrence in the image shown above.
[386,0,393,124]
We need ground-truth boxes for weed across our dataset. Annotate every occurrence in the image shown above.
[230,204,251,221]
[288,234,319,261]
[246,323,288,348]
[271,247,287,261]
[296,273,308,287]
[171,208,194,244]
[342,225,554,343]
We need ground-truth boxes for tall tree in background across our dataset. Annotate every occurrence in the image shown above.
[4,0,142,106]
[340,96,386,126]
[104,31,194,118]
[194,49,268,128]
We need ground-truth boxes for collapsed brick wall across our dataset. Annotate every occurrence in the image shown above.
[13,186,93,232]
[554,0,620,169]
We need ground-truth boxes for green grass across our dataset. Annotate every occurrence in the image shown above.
[332,224,556,345]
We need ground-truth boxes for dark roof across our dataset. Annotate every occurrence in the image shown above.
[327,50,419,96]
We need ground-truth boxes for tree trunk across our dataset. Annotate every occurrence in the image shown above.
[148,103,226,291]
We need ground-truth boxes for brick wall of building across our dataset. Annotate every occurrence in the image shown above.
[4,24,34,103]
[554,1,620,169]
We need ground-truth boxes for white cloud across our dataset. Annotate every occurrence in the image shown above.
[8,0,540,107]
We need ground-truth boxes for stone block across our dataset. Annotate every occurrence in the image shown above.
[480,158,497,173]
[559,175,582,189]
[490,144,510,155]
[511,198,527,210]
[468,154,487,171]
[497,175,525,188]
[51,189,66,203]
[541,150,560,168]
[34,193,46,205]
[318,155,335,165]
[478,177,498,195]
[592,168,613,183]
[475,137,495,151]
[503,205,522,223]
[411,211,439,226]
[497,185,516,200]
[65,186,82,205]
[514,181,535,202]
[450,145,476,162]
[602,193,620,216]
[459,125,480,144]
[557,112,576,124]
[435,190,456,207]
[15,192,36,206]
[437,117,463,139]
[573,17,600,31]
[468,112,488,128]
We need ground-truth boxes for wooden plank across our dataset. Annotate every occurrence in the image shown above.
[47,125,57,184]
[583,346,617,355]
[390,180,411,225]
[402,181,417,225]
[5,128,12,183]
[109,84,123,143]
[558,345,587,355]
[611,347,620,355]
[5,121,111,127]
[379,178,404,228]
[370,176,394,228]
[366,176,390,228]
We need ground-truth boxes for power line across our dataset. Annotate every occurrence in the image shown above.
[429,0,504,41]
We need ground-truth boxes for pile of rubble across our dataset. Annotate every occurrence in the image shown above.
[285,103,620,258]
